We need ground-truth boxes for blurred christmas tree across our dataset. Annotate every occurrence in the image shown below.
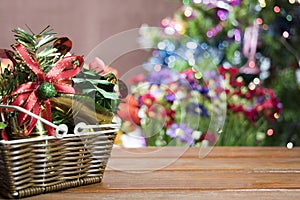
[135,0,300,146]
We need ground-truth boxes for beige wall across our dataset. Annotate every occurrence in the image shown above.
[0,0,181,74]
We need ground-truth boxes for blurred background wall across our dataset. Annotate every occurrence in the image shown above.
[0,0,181,74]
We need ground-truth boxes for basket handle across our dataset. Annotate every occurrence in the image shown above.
[0,104,68,138]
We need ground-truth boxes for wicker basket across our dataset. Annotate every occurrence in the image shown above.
[0,105,119,199]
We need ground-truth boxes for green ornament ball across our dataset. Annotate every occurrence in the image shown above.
[37,82,57,99]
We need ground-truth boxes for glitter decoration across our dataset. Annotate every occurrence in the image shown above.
[256,18,263,25]
[184,6,193,17]
[274,6,281,13]
[37,82,57,99]
[266,129,274,136]
[288,0,296,4]
[282,31,290,38]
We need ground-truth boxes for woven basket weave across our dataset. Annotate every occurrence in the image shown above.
[0,128,117,198]
[0,105,118,199]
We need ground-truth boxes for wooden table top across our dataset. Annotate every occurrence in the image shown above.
[25,147,300,200]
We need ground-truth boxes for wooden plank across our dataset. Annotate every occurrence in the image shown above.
[63,170,300,191]
[106,157,300,172]
[110,147,300,158]
[8,147,300,200]
[27,189,300,200]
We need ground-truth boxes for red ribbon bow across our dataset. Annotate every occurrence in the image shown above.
[2,43,83,138]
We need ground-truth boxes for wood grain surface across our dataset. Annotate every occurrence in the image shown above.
[21,147,300,200]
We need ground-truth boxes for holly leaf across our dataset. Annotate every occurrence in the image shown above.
[0,122,7,129]
[82,88,118,100]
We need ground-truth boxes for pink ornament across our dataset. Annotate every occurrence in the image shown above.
[240,21,260,75]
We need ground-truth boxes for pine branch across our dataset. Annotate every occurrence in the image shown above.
[12,26,60,72]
